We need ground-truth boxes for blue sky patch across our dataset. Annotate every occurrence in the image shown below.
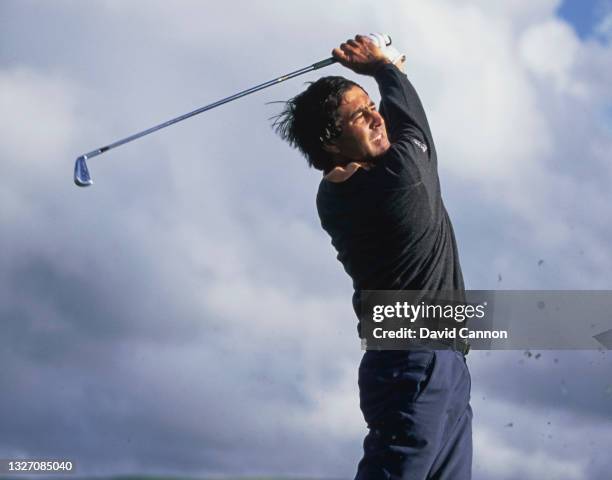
[557,0,608,38]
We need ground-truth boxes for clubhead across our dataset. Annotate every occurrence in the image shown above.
[74,155,93,187]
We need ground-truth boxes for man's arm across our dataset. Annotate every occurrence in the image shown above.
[375,64,433,153]
[332,35,434,159]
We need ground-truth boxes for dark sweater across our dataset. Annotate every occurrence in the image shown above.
[316,64,464,337]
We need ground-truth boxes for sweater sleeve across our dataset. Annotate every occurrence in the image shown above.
[374,63,435,167]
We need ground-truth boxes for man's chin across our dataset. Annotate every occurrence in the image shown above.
[371,143,391,160]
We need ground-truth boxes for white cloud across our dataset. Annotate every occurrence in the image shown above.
[519,19,585,96]
[475,425,586,480]
[595,12,612,41]
[471,387,612,480]
[0,67,78,167]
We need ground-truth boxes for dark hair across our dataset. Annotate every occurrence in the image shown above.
[271,76,362,172]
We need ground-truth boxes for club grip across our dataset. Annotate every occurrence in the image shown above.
[312,57,337,70]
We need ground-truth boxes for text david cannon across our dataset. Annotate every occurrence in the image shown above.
[372,327,508,340]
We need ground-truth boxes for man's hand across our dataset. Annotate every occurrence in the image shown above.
[332,35,392,76]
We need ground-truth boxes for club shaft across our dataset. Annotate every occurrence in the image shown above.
[80,57,337,161]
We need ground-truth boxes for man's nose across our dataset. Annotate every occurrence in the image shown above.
[369,110,383,128]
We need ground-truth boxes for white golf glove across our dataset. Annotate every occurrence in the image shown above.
[366,33,406,71]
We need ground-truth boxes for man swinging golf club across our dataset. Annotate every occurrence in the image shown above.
[274,34,473,479]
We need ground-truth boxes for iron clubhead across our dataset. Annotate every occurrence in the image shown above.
[74,155,93,187]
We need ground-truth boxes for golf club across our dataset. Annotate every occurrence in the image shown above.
[73,35,393,187]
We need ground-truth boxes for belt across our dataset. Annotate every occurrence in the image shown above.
[452,339,470,355]
[419,338,470,356]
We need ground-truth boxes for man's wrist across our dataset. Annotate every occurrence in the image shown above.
[362,59,393,76]
[372,60,397,77]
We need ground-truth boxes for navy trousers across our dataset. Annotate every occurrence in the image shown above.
[355,349,472,480]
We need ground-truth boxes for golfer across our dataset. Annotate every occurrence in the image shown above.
[275,34,472,479]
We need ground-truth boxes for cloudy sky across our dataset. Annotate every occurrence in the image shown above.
[1,0,611,478]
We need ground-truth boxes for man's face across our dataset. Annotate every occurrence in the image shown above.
[326,86,391,162]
